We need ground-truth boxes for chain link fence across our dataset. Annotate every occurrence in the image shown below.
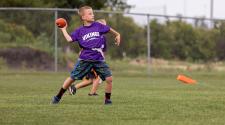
[0,7,224,73]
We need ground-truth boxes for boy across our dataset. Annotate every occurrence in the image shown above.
[68,19,107,96]
[51,6,120,105]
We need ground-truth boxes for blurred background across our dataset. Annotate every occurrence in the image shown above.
[0,0,225,75]
[2,1,225,125]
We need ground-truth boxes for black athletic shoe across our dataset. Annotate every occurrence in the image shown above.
[88,93,98,96]
[104,99,112,105]
[51,96,60,104]
[68,84,76,95]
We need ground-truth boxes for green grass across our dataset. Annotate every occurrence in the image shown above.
[0,71,225,125]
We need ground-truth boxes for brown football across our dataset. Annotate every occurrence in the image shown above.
[55,18,67,28]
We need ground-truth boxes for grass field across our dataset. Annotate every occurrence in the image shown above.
[0,70,225,125]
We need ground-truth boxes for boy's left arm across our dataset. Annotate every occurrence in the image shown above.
[109,28,121,46]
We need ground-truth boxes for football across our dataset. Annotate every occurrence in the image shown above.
[55,18,67,28]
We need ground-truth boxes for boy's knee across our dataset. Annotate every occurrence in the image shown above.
[106,76,112,83]
[63,77,75,89]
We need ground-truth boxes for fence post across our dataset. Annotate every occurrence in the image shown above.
[147,14,151,75]
[54,9,58,72]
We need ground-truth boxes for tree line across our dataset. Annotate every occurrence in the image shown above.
[0,0,225,62]
[150,19,225,62]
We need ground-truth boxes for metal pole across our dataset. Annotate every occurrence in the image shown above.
[163,5,167,15]
[54,10,58,72]
[184,0,187,16]
[147,14,151,75]
[210,0,214,28]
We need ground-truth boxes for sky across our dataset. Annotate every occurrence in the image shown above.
[126,0,225,25]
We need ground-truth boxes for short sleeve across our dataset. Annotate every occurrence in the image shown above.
[96,22,110,34]
[70,29,79,42]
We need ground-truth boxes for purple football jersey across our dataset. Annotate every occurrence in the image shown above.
[101,35,107,52]
[70,22,110,61]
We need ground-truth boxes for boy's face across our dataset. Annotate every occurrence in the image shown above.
[82,9,94,22]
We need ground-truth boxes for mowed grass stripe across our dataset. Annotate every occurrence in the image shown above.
[0,71,225,125]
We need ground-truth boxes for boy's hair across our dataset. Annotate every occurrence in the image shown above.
[78,5,92,17]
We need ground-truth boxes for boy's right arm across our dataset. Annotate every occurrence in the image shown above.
[60,25,73,42]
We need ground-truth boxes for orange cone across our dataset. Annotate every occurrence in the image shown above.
[177,74,196,84]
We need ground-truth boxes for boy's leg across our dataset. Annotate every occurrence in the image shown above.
[58,77,75,97]
[75,79,92,89]
[93,61,112,104]
[105,76,112,93]
[52,60,92,104]
[89,77,100,95]
[104,76,112,104]
[68,79,92,95]
[52,77,75,104]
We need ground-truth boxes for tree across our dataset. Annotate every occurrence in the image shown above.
[105,14,146,58]
[105,0,132,11]
[149,19,219,61]
[0,0,132,11]
[0,0,52,7]
[150,19,173,59]
[214,21,225,60]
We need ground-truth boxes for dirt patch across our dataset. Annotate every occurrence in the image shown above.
[129,59,146,66]
[0,47,54,70]
[129,58,225,71]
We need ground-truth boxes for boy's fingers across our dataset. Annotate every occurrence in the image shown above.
[60,24,67,29]
[115,42,120,46]
[114,36,120,46]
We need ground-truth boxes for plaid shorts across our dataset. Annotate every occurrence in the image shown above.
[70,60,112,81]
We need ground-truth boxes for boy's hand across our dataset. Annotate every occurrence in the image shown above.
[115,35,120,46]
[60,23,67,30]
[109,28,121,46]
